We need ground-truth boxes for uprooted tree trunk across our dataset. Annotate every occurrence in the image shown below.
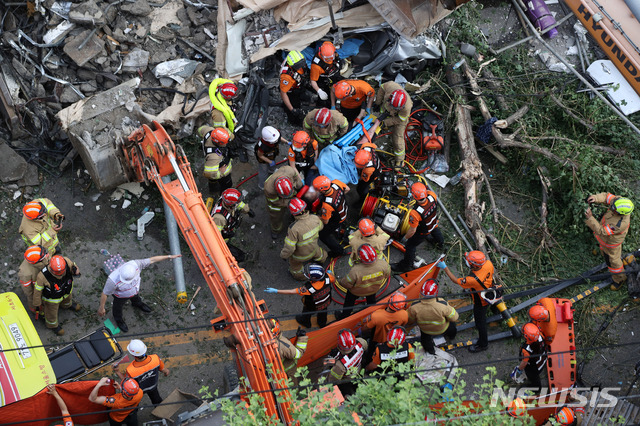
[446,66,486,252]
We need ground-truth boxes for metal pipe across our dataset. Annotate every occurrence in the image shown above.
[161,175,187,304]
[424,182,474,250]
[495,12,574,54]
[511,0,640,136]
[457,214,475,243]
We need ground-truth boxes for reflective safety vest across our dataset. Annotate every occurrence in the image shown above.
[280,65,304,90]
[212,201,242,239]
[40,266,73,302]
[378,342,411,363]
[203,138,232,168]
[293,147,315,169]
[126,354,162,392]
[414,192,438,234]
[323,183,348,223]
[333,342,364,371]
[305,277,332,310]
[255,138,279,163]
[312,54,342,83]
[521,338,548,372]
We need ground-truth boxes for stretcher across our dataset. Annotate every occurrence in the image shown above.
[546,298,576,390]
[333,115,375,147]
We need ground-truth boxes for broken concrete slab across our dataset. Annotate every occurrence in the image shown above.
[122,48,150,72]
[68,0,105,25]
[63,29,106,67]
[153,59,201,85]
[43,20,75,45]
[149,0,184,34]
[121,0,152,17]
[0,141,39,187]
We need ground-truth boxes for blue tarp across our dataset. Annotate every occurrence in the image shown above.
[316,145,359,184]
[300,39,365,68]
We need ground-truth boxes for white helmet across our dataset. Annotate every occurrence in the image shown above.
[127,339,147,357]
[120,261,138,283]
[261,126,280,143]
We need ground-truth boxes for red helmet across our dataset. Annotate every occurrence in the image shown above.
[275,176,293,197]
[465,250,486,268]
[410,182,428,202]
[312,175,331,193]
[387,292,408,312]
[210,127,230,146]
[334,81,353,100]
[529,305,550,322]
[358,218,375,237]
[219,82,238,100]
[292,131,310,151]
[337,329,356,352]
[318,41,336,63]
[358,244,376,264]
[507,397,526,417]
[121,378,140,399]
[387,326,407,347]
[523,322,541,344]
[49,255,67,275]
[421,279,439,298]
[24,245,47,264]
[269,318,281,337]
[354,149,372,168]
[314,108,331,127]
[390,89,408,109]
[555,407,576,425]
[221,188,241,207]
[288,197,307,216]
[23,201,46,220]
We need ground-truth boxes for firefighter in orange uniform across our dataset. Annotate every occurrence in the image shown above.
[391,182,444,273]
[528,298,557,345]
[354,141,381,201]
[365,326,415,374]
[438,250,494,353]
[312,175,350,257]
[47,384,74,426]
[280,50,308,125]
[510,323,548,391]
[356,291,408,345]
[331,79,375,125]
[374,82,413,167]
[89,377,143,426]
[288,130,319,184]
[115,339,170,405]
[585,193,633,290]
[310,41,343,107]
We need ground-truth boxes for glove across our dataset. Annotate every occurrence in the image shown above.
[296,327,306,337]
[317,89,328,101]
[264,287,278,294]
[510,366,525,383]
[436,261,447,269]
[269,160,276,167]
[248,209,256,218]
[365,107,371,114]
[330,105,336,110]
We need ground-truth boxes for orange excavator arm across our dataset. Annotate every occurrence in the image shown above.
[119,121,292,423]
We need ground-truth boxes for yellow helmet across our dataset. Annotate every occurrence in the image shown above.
[286,50,305,69]
[612,197,634,215]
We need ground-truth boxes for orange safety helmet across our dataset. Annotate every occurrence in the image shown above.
[358,218,376,237]
[312,175,332,193]
[358,244,377,264]
[219,82,238,100]
[507,397,527,417]
[292,131,311,152]
[387,325,407,347]
[221,188,241,207]
[354,149,372,168]
[465,250,487,268]
[314,108,331,127]
[410,182,428,201]
[337,329,356,352]
[528,305,550,322]
[334,81,353,100]
[523,322,541,344]
[49,255,67,275]
[275,176,294,197]
[390,89,408,109]
[288,197,307,216]
[23,201,46,220]
[121,378,140,399]
[555,407,576,424]
[24,245,47,265]
[421,279,439,298]
[318,41,336,63]
[387,291,408,312]
[210,127,230,146]
[269,318,281,338]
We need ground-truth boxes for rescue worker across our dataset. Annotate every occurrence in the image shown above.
[116,339,170,405]
[255,126,288,190]
[89,377,143,426]
[365,326,415,374]
[279,198,326,280]
[528,298,557,345]
[374,82,413,167]
[330,79,375,125]
[356,291,408,346]
[265,263,335,328]
[407,279,458,355]
[208,78,238,132]
[264,165,304,239]
[303,107,348,148]
[354,141,381,201]
[391,182,444,273]
[506,397,527,418]
[312,175,349,257]
[18,245,50,315]
[97,254,181,333]
[198,126,233,195]
[327,329,367,396]
[270,318,308,374]
[437,250,494,353]
[543,406,584,425]
[310,41,342,107]
[510,323,548,392]
[287,130,319,185]
[19,198,64,255]
[212,188,255,262]
[585,192,633,290]
[47,384,74,426]
[33,254,81,336]
[348,218,389,266]
[280,50,309,125]
[339,244,391,319]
